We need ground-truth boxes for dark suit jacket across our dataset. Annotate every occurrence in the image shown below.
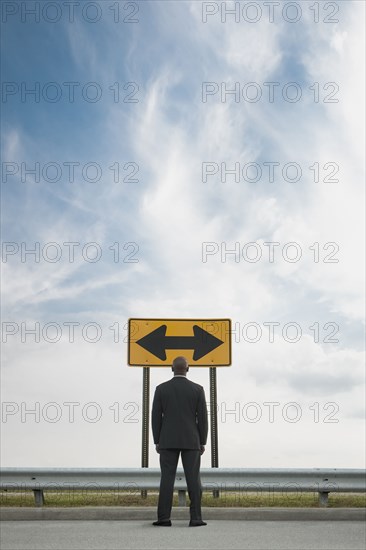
[152,377,208,450]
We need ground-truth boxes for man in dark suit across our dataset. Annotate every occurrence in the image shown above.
[151,356,208,527]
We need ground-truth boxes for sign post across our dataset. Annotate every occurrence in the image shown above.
[141,367,150,498]
[210,366,219,497]
[128,318,231,499]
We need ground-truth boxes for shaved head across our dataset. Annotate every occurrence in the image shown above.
[172,356,189,375]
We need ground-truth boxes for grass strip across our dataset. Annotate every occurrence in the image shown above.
[1,490,365,508]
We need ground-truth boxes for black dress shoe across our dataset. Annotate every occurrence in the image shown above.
[152,520,172,526]
[189,520,207,527]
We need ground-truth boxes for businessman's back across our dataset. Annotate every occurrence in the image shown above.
[152,376,208,450]
[151,356,208,527]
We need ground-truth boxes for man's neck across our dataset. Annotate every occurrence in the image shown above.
[174,374,187,378]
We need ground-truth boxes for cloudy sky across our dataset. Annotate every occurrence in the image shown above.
[1,0,365,471]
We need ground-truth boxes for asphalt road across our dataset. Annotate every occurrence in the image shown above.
[1,520,365,550]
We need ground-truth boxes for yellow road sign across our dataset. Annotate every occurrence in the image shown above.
[128,318,231,366]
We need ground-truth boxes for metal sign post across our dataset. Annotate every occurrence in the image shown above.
[209,367,219,498]
[141,367,150,498]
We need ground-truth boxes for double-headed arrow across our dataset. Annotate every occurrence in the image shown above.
[136,324,224,361]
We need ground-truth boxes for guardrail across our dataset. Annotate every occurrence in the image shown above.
[1,468,365,508]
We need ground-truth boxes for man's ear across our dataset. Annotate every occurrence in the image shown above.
[171,367,174,372]
[186,367,189,372]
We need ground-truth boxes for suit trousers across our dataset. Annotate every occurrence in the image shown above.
[157,449,202,521]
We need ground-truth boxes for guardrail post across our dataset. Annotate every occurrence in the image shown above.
[318,491,329,507]
[33,489,45,507]
[178,489,187,506]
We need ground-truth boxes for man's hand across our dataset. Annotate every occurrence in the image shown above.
[200,445,205,455]
[155,444,160,454]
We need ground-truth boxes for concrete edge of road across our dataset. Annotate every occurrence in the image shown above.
[1,506,365,521]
